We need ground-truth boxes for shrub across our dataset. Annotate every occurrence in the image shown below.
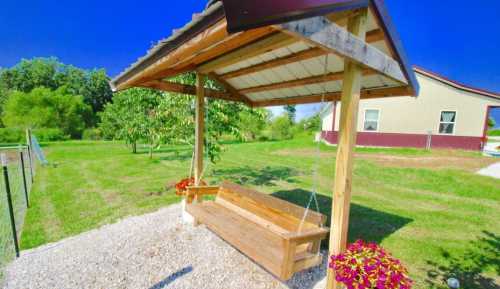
[488,129,500,136]
[270,115,294,140]
[82,128,102,140]
[0,128,25,143]
[33,128,68,142]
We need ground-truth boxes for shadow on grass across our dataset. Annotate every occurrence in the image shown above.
[211,166,298,186]
[149,266,193,289]
[271,189,413,245]
[425,231,499,289]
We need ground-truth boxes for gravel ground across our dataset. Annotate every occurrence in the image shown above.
[477,162,500,179]
[3,204,327,289]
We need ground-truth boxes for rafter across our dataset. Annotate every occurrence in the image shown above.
[139,80,244,103]
[208,72,254,106]
[198,32,298,74]
[252,86,411,107]
[240,69,375,94]
[278,16,407,84]
[219,29,384,81]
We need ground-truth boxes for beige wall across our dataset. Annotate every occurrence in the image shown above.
[322,73,500,137]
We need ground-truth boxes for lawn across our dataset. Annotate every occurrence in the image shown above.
[21,136,499,289]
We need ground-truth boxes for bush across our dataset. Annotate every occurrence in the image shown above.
[33,128,68,142]
[82,128,102,140]
[488,129,500,136]
[270,115,294,140]
[0,128,25,143]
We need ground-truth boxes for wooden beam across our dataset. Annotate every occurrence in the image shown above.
[240,69,375,94]
[326,9,367,289]
[139,80,245,103]
[208,72,254,106]
[220,28,384,81]
[251,86,410,107]
[194,73,205,186]
[198,32,298,74]
[279,16,407,84]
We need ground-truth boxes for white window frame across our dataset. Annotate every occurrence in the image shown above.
[362,108,380,132]
[438,110,457,135]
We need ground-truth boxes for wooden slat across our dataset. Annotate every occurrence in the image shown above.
[278,16,407,84]
[198,32,298,74]
[139,80,244,103]
[220,29,384,81]
[220,182,326,226]
[293,254,323,273]
[220,47,326,80]
[252,86,411,107]
[326,10,367,289]
[208,72,254,106]
[240,69,375,94]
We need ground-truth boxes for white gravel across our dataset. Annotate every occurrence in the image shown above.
[477,162,500,179]
[3,204,327,289]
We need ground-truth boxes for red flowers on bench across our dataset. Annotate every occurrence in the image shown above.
[175,177,206,196]
[329,240,412,289]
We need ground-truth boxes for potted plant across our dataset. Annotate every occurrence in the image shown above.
[330,240,412,289]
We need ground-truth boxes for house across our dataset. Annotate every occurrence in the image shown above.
[321,67,500,150]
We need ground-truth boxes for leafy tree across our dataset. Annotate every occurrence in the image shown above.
[238,108,269,141]
[2,87,91,138]
[0,57,112,126]
[270,115,294,140]
[284,105,297,123]
[487,117,496,129]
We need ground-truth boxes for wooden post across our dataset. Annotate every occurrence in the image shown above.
[194,73,205,186]
[326,9,367,289]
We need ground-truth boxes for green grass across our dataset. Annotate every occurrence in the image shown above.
[20,136,499,289]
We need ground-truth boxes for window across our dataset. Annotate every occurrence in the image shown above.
[439,111,456,134]
[363,109,380,131]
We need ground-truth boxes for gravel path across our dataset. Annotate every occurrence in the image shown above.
[3,204,327,289]
[477,162,500,179]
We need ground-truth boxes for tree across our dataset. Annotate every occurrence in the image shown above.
[270,115,294,140]
[0,57,112,126]
[284,105,296,123]
[2,87,91,138]
[238,108,269,141]
[488,117,496,129]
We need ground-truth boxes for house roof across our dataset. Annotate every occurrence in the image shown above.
[414,67,500,101]
[111,0,419,107]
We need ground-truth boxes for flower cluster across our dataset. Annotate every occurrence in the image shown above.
[175,177,205,196]
[329,240,412,289]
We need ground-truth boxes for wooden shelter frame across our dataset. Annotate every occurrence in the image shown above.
[111,2,418,288]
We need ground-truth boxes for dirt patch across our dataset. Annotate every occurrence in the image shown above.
[275,148,497,172]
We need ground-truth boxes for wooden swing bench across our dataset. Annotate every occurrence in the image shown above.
[185,181,329,280]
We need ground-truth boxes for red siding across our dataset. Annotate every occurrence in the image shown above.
[321,131,484,151]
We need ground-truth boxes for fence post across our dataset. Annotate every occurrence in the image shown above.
[2,154,20,257]
[19,151,30,208]
[26,129,34,183]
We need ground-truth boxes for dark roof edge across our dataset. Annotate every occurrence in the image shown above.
[414,66,500,101]
[111,2,225,89]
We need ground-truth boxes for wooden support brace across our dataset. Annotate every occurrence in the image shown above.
[326,9,367,289]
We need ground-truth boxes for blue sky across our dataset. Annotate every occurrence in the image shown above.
[1,0,499,124]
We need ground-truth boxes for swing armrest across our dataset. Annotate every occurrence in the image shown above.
[186,186,220,196]
[283,227,329,244]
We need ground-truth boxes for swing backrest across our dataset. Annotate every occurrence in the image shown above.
[216,181,326,234]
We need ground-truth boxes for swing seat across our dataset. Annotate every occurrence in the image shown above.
[186,181,329,280]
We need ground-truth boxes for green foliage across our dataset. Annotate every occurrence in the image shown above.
[487,129,500,136]
[0,128,68,143]
[0,57,112,126]
[2,87,91,138]
[82,128,102,140]
[487,117,496,129]
[284,105,296,123]
[270,115,294,140]
[297,113,321,132]
[238,108,269,141]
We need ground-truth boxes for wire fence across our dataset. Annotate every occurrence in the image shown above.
[0,145,36,277]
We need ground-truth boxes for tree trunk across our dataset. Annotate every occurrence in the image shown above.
[149,143,153,159]
[132,141,137,154]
